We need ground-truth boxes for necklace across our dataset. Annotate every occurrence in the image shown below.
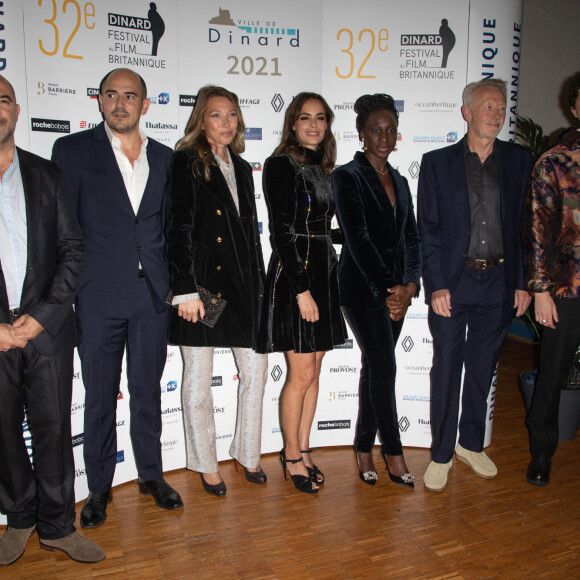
[374,166,388,176]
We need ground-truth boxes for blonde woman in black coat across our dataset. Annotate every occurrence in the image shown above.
[166,86,267,496]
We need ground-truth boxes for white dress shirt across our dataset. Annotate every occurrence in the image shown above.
[0,149,28,309]
[104,122,149,214]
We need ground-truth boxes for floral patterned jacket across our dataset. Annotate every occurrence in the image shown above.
[522,128,580,297]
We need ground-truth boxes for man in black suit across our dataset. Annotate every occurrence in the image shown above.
[0,76,104,565]
[417,78,533,492]
[52,68,182,528]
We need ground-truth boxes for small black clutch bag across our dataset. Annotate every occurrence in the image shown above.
[165,287,227,328]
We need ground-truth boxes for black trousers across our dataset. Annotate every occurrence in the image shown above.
[343,306,405,456]
[78,278,170,493]
[528,296,580,459]
[428,266,511,463]
[0,344,75,539]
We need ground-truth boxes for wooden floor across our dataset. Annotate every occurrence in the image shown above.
[6,337,580,579]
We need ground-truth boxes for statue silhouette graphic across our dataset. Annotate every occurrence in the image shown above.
[148,2,165,57]
[439,19,455,68]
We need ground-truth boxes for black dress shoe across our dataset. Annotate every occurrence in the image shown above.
[526,457,551,486]
[234,459,267,484]
[80,491,112,528]
[200,473,227,497]
[138,478,184,509]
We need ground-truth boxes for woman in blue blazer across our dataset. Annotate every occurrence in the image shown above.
[333,94,421,488]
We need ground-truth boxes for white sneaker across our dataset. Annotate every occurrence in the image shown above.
[455,444,497,479]
[423,460,452,492]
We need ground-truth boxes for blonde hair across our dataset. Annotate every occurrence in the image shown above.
[176,85,246,180]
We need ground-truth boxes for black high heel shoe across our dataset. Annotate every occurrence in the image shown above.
[234,459,267,484]
[280,450,318,494]
[200,473,227,497]
[356,451,378,486]
[382,451,414,489]
[301,449,325,485]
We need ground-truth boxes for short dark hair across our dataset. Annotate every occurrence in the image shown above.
[354,94,399,138]
[99,68,147,98]
[567,73,580,108]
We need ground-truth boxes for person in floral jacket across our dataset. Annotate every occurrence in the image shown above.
[522,78,580,485]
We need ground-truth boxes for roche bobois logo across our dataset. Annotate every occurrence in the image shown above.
[208,8,300,48]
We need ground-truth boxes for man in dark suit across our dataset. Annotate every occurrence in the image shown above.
[0,76,104,565]
[52,68,182,528]
[417,78,533,492]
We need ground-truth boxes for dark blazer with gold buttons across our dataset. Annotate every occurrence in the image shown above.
[166,149,266,347]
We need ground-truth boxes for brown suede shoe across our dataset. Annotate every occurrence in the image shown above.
[0,525,36,566]
[39,531,105,563]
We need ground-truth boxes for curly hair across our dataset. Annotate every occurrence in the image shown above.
[176,86,245,181]
[274,92,336,175]
[567,73,580,109]
[354,94,400,139]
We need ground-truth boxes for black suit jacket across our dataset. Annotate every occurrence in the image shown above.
[417,137,533,303]
[165,149,266,347]
[0,147,84,354]
[333,152,421,308]
[52,122,172,316]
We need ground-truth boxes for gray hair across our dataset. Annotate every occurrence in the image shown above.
[462,79,507,108]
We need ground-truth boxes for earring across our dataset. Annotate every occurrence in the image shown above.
[393,146,398,152]
[362,143,367,151]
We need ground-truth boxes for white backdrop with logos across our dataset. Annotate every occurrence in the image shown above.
[0,0,523,521]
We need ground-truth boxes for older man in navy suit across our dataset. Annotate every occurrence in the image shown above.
[0,75,104,565]
[417,79,533,492]
[52,68,182,528]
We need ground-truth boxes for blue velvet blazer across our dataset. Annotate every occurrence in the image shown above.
[333,152,421,309]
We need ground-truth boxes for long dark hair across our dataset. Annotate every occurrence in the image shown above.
[176,85,246,181]
[274,92,336,175]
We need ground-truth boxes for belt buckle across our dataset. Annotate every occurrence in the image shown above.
[474,259,487,270]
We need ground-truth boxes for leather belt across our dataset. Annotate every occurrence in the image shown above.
[138,269,145,279]
[465,258,499,270]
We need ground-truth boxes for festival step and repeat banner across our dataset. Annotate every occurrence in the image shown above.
[0,0,523,516]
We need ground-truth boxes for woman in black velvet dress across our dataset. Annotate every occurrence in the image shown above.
[333,94,421,489]
[257,92,347,493]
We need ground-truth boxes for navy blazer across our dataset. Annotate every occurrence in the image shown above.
[417,137,533,303]
[333,152,421,309]
[52,122,172,316]
[0,148,84,354]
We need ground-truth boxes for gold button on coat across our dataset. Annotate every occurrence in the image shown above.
[217,237,222,243]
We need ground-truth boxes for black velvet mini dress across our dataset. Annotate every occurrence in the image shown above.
[257,148,347,353]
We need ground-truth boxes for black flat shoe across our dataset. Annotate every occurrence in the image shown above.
[200,473,227,497]
[280,449,318,494]
[80,490,112,528]
[138,477,184,509]
[301,449,325,485]
[382,451,415,489]
[526,456,551,486]
[234,459,267,484]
